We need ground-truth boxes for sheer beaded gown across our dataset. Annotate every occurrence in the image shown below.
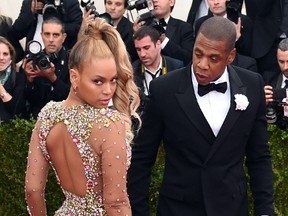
[25,101,132,215]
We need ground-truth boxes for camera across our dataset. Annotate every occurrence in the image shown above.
[27,40,58,71]
[226,1,241,24]
[80,0,112,25]
[127,0,154,11]
[37,0,64,20]
[266,88,288,130]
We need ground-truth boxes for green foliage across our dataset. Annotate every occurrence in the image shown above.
[0,118,64,215]
[0,119,287,215]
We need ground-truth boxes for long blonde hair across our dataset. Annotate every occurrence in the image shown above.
[69,18,141,143]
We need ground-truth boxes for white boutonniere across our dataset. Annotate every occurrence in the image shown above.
[234,94,249,111]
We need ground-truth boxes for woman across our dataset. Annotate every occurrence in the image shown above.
[0,15,24,63]
[0,36,25,123]
[25,18,140,215]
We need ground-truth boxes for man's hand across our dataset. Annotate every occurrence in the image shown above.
[22,59,57,83]
[264,85,273,105]
[31,0,44,14]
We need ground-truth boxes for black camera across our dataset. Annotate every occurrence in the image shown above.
[266,88,288,130]
[226,1,241,24]
[80,0,112,25]
[127,0,154,11]
[27,40,58,71]
[138,12,167,35]
[37,0,64,20]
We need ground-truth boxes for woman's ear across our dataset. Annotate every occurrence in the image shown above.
[70,68,79,87]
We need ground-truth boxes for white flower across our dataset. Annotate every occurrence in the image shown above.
[234,94,249,111]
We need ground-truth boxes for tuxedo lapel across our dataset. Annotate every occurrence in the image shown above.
[175,66,216,144]
[204,65,247,164]
[275,74,283,89]
[165,17,177,40]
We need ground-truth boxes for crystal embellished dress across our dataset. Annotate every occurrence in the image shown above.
[25,101,132,216]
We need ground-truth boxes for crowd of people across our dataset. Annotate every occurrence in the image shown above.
[1,0,287,215]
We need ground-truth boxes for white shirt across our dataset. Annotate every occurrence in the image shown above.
[192,65,231,136]
[33,14,44,49]
[281,75,288,88]
[143,58,163,95]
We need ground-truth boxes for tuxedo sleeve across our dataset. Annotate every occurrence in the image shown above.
[245,74,274,216]
[127,84,164,216]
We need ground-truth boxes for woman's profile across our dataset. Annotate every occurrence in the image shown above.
[25,18,140,215]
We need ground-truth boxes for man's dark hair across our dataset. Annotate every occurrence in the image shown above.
[133,26,160,44]
[197,16,236,51]
[278,38,288,52]
[104,0,129,8]
[42,16,65,33]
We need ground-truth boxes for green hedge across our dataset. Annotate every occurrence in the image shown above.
[0,119,287,215]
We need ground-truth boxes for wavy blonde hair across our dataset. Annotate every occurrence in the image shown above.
[69,18,140,143]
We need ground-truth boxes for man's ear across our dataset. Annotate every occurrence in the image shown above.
[70,68,79,87]
[227,48,236,64]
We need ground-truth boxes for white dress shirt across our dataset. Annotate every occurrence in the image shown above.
[192,65,231,136]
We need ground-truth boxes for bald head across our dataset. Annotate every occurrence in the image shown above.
[197,16,236,51]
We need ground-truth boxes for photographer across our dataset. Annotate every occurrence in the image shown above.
[132,0,194,65]
[264,39,288,128]
[21,17,70,117]
[10,0,82,50]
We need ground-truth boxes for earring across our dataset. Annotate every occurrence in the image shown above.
[73,85,78,95]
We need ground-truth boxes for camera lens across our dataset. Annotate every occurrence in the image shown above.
[38,57,51,70]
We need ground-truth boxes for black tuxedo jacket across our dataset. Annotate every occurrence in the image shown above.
[263,68,282,88]
[232,53,258,72]
[251,0,282,58]
[162,17,194,65]
[195,13,253,56]
[116,17,138,62]
[128,64,274,216]
[187,0,203,28]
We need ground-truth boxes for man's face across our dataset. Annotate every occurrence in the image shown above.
[278,49,288,77]
[134,35,161,68]
[208,0,227,16]
[105,0,126,21]
[41,23,66,54]
[152,0,174,19]
[192,33,235,85]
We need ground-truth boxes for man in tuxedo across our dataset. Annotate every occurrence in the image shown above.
[132,25,183,112]
[104,0,138,62]
[135,0,194,65]
[128,16,274,216]
[264,38,288,104]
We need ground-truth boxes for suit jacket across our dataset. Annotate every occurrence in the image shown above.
[232,53,258,72]
[262,68,282,88]
[186,0,203,28]
[251,0,282,58]
[128,64,274,216]
[116,16,138,62]
[195,13,253,56]
[10,0,82,50]
[162,17,194,65]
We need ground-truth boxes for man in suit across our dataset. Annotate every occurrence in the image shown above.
[104,0,138,62]
[194,0,253,57]
[10,0,82,50]
[128,16,274,216]
[132,25,183,112]
[250,0,287,76]
[134,0,194,65]
[264,38,288,104]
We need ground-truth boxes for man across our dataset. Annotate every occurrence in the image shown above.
[22,17,70,117]
[249,0,288,76]
[135,0,194,65]
[128,16,274,216]
[132,26,183,101]
[104,0,138,62]
[264,38,288,104]
[10,0,82,50]
[194,0,253,57]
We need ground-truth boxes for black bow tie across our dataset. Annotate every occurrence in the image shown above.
[198,82,227,96]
